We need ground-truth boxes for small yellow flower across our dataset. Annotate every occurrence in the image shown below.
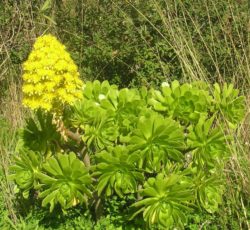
[22,84,34,95]
[44,82,56,91]
[34,83,44,94]
[45,93,55,102]
[22,34,83,112]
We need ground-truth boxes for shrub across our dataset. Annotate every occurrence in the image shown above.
[10,41,246,228]
[55,0,248,87]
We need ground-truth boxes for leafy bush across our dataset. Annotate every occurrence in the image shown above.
[55,0,248,87]
[11,77,246,229]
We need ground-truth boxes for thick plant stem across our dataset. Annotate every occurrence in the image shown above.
[65,129,91,168]
[53,116,91,168]
[94,193,103,220]
[81,144,91,168]
[64,129,81,144]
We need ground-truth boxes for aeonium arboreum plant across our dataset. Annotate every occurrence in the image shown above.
[10,149,42,199]
[130,173,194,229]
[36,152,92,212]
[92,145,144,198]
[10,35,246,228]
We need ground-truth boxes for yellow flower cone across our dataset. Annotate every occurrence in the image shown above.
[22,34,83,112]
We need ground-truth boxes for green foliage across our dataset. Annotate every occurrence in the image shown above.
[103,194,142,229]
[193,171,224,214]
[60,0,174,87]
[93,146,143,197]
[128,112,185,171]
[187,116,228,167]
[149,80,212,124]
[82,113,119,151]
[52,0,248,87]
[18,110,61,155]
[2,206,121,230]
[131,173,193,229]
[36,152,92,212]
[11,80,246,228]
[9,149,42,199]
[72,80,146,151]
[213,83,246,127]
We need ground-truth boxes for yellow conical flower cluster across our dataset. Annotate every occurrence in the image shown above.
[22,34,83,112]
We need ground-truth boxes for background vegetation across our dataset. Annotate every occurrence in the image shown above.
[0,0,249,229]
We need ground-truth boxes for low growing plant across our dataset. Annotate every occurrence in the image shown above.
[10,35,246,229]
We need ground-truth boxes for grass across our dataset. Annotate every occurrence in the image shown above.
[0,0,249,229]
[0,117,18,228]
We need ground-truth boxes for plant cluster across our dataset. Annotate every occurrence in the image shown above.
[11,74,245,228]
